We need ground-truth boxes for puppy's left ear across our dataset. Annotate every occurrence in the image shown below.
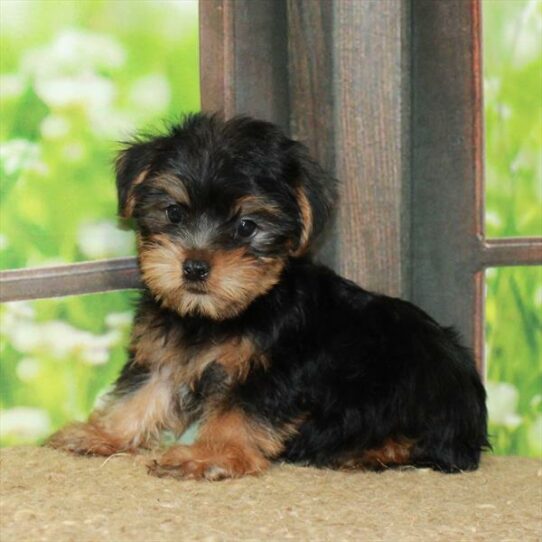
[288,143,338,256]
[115,139,160,218]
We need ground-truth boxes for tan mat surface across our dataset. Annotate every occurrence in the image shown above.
[0,447,541,542]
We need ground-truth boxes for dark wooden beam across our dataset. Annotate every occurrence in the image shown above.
[288,0,411,297]
[286,0,337,267]
[410,0,484,361]
[199,0,290,131]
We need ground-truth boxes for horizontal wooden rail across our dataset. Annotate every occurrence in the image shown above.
[478,237,542,268]
[0,258,141,303]
[0,238,540,303]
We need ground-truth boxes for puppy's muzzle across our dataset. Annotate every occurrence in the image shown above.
[183,259,210,282]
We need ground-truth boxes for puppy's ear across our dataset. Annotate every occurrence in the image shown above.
[289,143,338,256]
[115,140,159,218]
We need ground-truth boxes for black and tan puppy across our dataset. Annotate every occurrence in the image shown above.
[47,113,488,479]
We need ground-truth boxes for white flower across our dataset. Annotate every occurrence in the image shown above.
[0,74,25,100]
[2,300,35,321]
[16,358,41,381]
[0,139,42,177]
[505,0,542,68]
[483,77,501,102]
[62,142,85,162]
[0,301,36,338]
[130,74,171,116]
[496,103,512,120]
[77,220,135,259]
[486,381,523,429]
[40,115,70,139]
[80,330,122,366]
[0,407,51,440]
[35,73,115,112]
[3,317,122,366]
[22,29,125,80]
[106,312,133,330]
[88,109,135,139]
[6,321,43,353]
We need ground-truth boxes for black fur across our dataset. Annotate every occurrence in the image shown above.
[114,113,489,473]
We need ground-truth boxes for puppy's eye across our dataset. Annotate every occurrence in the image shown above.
[166,204,183,224]
[236,219,257,238]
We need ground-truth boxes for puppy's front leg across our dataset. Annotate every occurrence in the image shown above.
[46,365,184,456]
[149,408,281,481]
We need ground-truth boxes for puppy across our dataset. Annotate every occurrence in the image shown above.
[47,113,489,479]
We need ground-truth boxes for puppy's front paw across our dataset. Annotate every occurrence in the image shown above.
[148,444,267,481]
[45,422,124,456]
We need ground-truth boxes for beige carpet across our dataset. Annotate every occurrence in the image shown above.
[0,447,541,542]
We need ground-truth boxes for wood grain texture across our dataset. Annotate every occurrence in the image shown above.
[0,258,141,302]
[288,0,410,296]
[333,0,410,297]
[287,0,337,267]
[479,238,542,268]
[199,0,289,131]
[199,0,232,115]
[410,0,484,360]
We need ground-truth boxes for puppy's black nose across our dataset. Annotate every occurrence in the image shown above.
[183,259,210,281]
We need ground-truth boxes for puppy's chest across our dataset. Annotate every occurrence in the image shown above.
[131,320,266,405]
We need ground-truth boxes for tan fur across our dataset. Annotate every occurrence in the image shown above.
[131,302,266,388]
[96,368,184,447]
[149,409,303,480]
[48,328,268,457]
[139,235,285,320]
[152,174,190,206]
[122,168,149,218]
[47,368,185,455]
[291,186,313,256]
[235,195,282,217]
[340,438,415,470]
[192,336,268,383]
[123,171,190,218]
[45,421,125,456]
[207,249,284,319]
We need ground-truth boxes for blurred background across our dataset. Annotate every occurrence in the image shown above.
[0,0,540,457]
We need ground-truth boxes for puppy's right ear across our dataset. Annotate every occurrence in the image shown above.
[115,141,157,218]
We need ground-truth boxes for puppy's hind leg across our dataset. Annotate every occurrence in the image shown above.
[46,364,182,456]
[411,395,489,473]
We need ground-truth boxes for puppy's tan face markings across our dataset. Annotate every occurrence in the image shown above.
[127,169,296,319]
[291,187,313,257]
[151,173,191,208]
[122,168,149,218]
[138,231,285,320]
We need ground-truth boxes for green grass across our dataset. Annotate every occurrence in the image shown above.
[483,0,542,458]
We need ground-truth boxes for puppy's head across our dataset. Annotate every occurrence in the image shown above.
[116,113,337,320]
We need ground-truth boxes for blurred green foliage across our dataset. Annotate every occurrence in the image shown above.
[0,0,199,444]
[483,0,542,458]
[0,0,540,458]
[484,0,542,238]
[0,0,199,270]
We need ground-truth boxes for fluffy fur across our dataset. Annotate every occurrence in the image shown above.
[47,113,489,479]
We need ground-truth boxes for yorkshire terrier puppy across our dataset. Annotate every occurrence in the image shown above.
[47,113,488,479]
